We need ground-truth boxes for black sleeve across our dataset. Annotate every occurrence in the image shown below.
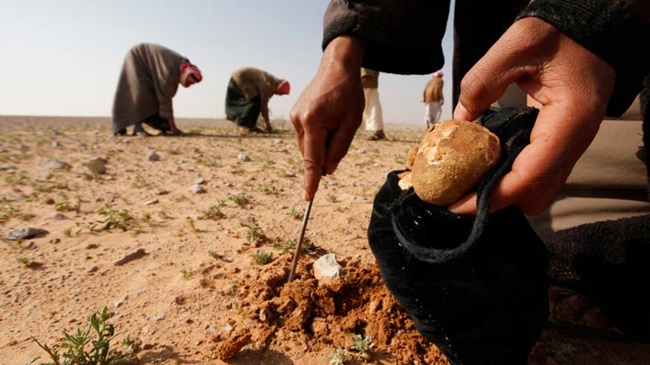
[322,0,451,74]
[518,0,650,117]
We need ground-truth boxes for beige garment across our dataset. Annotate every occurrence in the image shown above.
[231,67,279,106]
[361,68,379,89]
[423,77,443,102]
[112,43,185,132]
[527,119,650,235]
[424,101,442,126]
[363,88,384,131]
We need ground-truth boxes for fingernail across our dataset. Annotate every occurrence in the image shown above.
[454,103,468,121]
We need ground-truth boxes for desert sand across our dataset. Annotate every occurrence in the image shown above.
[1,116,649,365]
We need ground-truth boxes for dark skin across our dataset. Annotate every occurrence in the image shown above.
[290,18,616,216]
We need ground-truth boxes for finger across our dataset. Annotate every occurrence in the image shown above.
[301,128,328,200]
[454,32,536,122]
[324,118,362,174]
[447,193,478,215]
[492,100,600,214]
[290,109,306,157]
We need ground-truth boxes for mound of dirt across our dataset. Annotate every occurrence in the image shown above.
[208,256,450,364]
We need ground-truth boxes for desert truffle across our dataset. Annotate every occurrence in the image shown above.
[408,120,501,206]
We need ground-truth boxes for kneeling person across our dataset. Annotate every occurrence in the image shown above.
[112,43,202,136]
[225,67,290,134]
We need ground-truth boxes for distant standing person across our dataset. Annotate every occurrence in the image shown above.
[225,67,290,135]
[423,70,444,128]
[112,43,202,136]
[361,68,386,140]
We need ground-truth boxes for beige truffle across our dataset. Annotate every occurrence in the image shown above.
[408,120,501,206]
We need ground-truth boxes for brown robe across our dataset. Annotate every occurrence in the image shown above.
[111,43,186,133]
[423,77,443,102]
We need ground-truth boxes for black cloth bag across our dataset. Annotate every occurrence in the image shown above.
[367,107,549,365]
[543,213,650,341]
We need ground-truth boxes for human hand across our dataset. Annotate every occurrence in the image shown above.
[290,36,366,200]
[165,127,184,136]
[450,17,615,216]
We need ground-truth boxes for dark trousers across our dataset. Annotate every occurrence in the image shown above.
[225,78,261,129]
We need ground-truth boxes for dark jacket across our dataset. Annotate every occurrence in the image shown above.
[322,0,650,117]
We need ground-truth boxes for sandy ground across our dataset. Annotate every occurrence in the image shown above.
[1,115,649,365]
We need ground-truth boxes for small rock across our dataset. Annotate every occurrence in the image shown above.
[144,199,159,206]
[148,313,165,321]
[148,151,160,161]
[85,157,107,174]
[114,248,148,266]
[114,296,128,308]
[237,153,251,162]
[7,227,49,240]
[52,141,61,148]
[313,253,343,281]
[50,212,65,220]
[190,184,205,194]
[40,159,70,169]
[13,194,29,201]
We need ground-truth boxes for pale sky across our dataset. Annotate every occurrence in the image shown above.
[0,1,455,124]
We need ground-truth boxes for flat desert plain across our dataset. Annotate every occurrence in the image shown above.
[1,116,649,365]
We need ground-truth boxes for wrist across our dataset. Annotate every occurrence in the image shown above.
[321,36,366,73]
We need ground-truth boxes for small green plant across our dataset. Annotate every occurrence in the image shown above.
[198,202,225,220]
[141,212,151,224]
[195,157,222,168]
[251,250,273,265]
[0,199,20,223]
[181,268,194,280]
[326,194,338,203]
[350,334,374,359]
[329,347,351,365]
[273,237,316,255]
[92,203,133,231]
[241,222,266,244]
[289,206,303,220]
[261,158,276,168]
[54,200,73,212]
[186,217,198,232]
[82,172,101,181]
[259,182,278,195]
[228,192,251,206]
[17,256,33,267]
[130,175,148,189]
[158,210,169,220]
[31,306,138,365]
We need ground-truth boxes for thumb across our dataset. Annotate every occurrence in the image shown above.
[453,35,530,122]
